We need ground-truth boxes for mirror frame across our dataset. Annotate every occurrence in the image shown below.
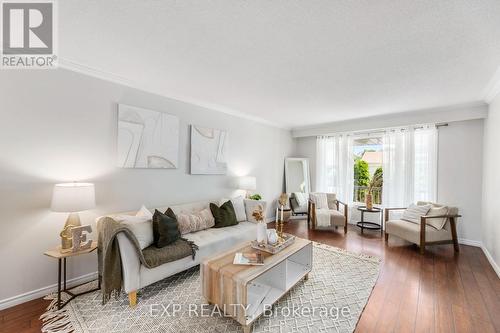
[284,157,311,194]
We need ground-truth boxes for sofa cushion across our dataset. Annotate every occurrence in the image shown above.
[117,215,153,250]
[219,196,247,222]
[210,201,238,228]
[136,205,153,219]
[152,208,181,247]
[177,208,215,234]
[139,222,257,289]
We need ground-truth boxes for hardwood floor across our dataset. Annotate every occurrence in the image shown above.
[1,219,499,333]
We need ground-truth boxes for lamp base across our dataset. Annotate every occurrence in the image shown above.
[60,213,81,252]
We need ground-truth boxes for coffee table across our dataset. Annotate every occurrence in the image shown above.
[201,238,312,333]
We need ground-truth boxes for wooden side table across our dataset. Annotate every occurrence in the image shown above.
[44,241,100,309]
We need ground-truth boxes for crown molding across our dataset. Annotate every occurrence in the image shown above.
[58,57,288,130]
[292,101,488,138]
[482,66,500,103]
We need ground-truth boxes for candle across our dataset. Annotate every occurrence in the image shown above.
[280,205,283,222]
[276,207,279,222]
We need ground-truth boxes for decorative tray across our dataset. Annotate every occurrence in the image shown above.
[250,233,296,254]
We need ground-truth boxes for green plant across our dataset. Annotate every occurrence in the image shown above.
[354,159,370,186]
[249,194,262,200]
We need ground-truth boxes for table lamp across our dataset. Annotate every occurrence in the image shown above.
[51,182,95,251]
[238,176,256,198]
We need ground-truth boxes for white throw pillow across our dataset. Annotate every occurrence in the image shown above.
[293,192,308,207]
[401,204,432,224]
[310,193,329,209]
[118,217,153,250]
[113,205,154,250]
[219,196,247,222]
[231,196,247,222]
[136,204,153,219]
[425,206,449,230]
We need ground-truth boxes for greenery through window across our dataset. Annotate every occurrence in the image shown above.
[353,137,383,204]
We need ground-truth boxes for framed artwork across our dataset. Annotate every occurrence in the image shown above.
[117,104,179,168]
[190,125,228,174]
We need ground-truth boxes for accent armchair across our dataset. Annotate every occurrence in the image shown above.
[307,192,348,233]
[289,192,308,216]
[384,201,461,255]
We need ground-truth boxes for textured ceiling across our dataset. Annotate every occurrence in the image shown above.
[59,0,500,128]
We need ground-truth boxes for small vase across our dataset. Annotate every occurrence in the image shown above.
[256,222,267,244]
[365,193,373,210]
[267,229,278,245]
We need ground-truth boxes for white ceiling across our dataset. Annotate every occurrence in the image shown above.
[59,0,500,129]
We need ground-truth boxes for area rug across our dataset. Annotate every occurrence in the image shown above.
[41,242,380,333]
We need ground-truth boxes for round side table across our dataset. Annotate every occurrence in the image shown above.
[356,206,383,235]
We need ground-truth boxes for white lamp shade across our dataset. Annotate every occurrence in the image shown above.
[238,176,257,191]
[51,183,96,212]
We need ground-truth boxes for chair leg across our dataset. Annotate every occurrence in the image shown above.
[419,217,426,255]
[128,291,137,307]
[449,217,460,252]
[384,232,388,242]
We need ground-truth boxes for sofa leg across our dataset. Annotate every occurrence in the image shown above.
[128,291,137,307]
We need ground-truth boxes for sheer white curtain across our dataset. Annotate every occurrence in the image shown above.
[316,134,354,203]
[382,124,437,207]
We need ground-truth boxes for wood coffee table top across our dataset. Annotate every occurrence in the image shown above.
[201,238,313,332]
[202,238,311,283]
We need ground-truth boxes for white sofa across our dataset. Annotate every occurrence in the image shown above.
[100,199,260,306]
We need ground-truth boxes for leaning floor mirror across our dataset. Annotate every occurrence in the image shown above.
[285,158,311,216]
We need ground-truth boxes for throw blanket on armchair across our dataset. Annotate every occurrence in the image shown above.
[97,217,198,304]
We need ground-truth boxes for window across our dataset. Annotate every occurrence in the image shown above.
[353,137,383,204]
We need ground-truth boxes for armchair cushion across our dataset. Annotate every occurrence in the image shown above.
[326,193,338,210]
[293,192,308,207]
[401,203,432,224]
[316,209,346,228]
[425,206,449,230]
[386,219,452,244]
[310,192,329,209]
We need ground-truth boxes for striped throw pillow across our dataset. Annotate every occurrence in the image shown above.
[401,204,432,224]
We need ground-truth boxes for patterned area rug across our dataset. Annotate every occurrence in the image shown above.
[41,242,380,333]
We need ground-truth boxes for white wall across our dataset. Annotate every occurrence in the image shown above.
[482,94,500,274]
[294,119,484,242]
[0,69,294,305]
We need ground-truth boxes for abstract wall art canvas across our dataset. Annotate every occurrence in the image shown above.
[117,104,179,168]
[190,125,228,174]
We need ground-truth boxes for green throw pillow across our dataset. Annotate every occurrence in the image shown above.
[152,208,181,248]
[210,201,238,228]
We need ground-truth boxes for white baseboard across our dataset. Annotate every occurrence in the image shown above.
[0,271,98,311]
[481,245,500,278]
[458,238,482,247]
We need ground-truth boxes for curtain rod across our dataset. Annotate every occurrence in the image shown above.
[324,122,449,137]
